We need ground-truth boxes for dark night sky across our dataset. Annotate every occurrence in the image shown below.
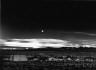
[1,0,96,39]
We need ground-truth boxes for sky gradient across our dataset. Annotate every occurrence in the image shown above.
[1,0,96,47]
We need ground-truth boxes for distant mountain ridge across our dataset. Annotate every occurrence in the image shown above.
[1,46,96,52]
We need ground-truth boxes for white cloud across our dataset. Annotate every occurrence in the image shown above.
[3,38,72,48]
[3,38,96,48]
[74,32,96,36]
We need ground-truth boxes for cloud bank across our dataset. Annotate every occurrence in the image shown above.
[2,38,78,48]
[0,38,96,48]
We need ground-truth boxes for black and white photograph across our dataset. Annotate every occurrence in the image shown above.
[1,0,96,70]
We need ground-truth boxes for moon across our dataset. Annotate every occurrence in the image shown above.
[41,30,44,33]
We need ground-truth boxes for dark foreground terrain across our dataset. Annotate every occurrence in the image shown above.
[2,61,96,70]
[1,47,96,70]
